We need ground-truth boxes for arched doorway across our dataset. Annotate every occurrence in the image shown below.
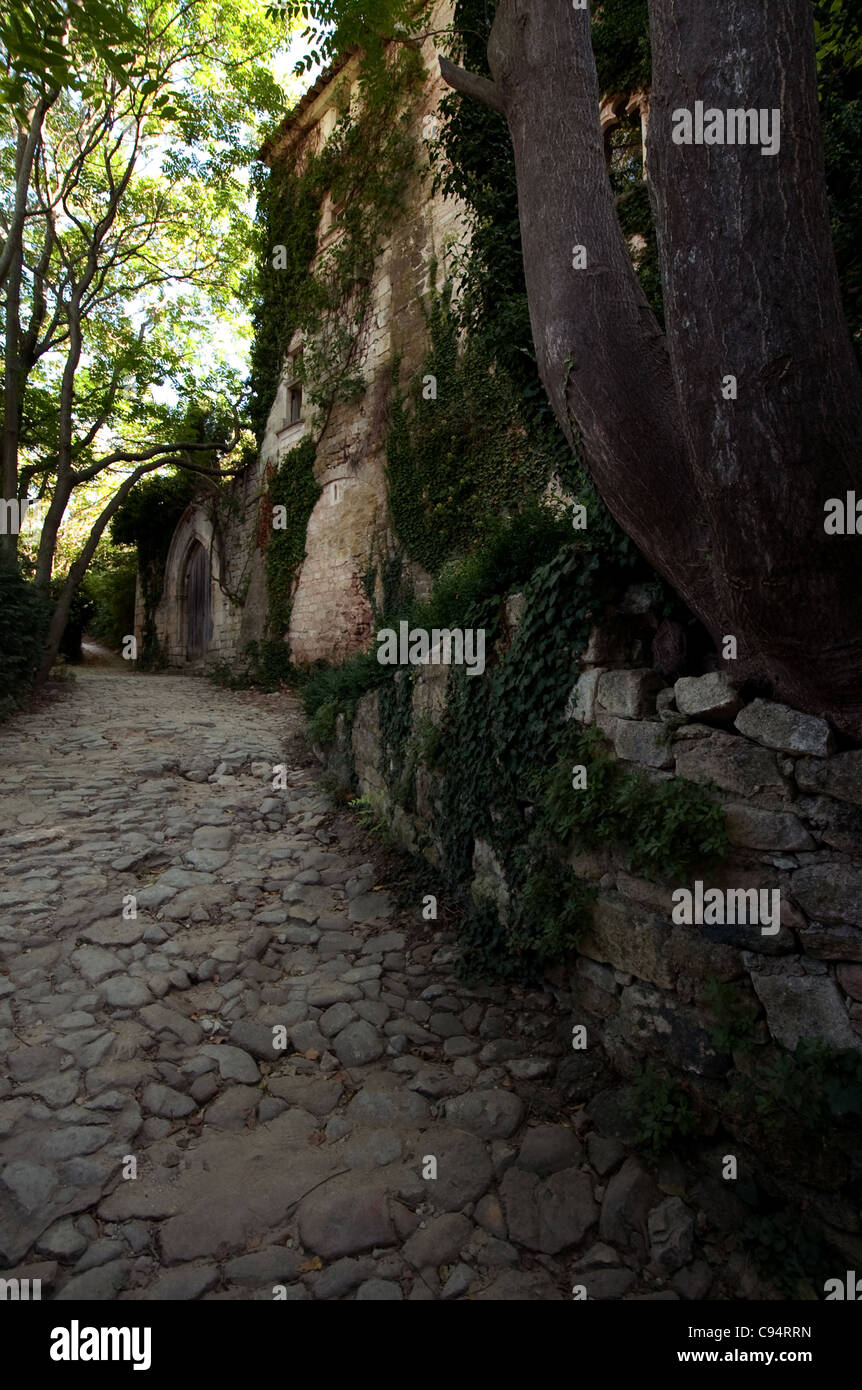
[184,540,211,661]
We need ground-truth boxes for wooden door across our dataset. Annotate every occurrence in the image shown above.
[185,541,211,660]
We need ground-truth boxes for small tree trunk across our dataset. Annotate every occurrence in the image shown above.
[1,230,23,571]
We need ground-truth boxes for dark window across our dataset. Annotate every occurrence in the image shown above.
[289,385,302,423]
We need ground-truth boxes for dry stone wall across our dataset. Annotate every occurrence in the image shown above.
[331,610,862,1081]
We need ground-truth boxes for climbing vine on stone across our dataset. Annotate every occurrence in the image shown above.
[249,45,425,444]
[385,284,562,572]
[110,471,198,668]
[263,436,321,643]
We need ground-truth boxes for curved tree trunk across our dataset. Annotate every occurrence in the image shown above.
[442,0,862,738]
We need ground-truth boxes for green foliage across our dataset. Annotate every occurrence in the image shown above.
[536,724,728,881]
[348,792,389,838]
[742,1210,828,1300]
[301,500,576,745]
[247,168,322,445]
[385,287,564,570]
[264,1,430,88]
[625,1065,698,1156]
[816,0,862,358]
[702,979,760,1056]
[84,551,138,651]
[720,1034,862,1199]
[264,437,321,640]
[0,565,51,717]
[301,647,390,736]
[3,0,290,621]
[249,47,424,442]
[458,899,532,986]
[0,0,140,115]
[494,853,595,983]
[413,502,575,628]
[590,0,652,95]
[430,1,571,449]
[111,469,198,667]
[756,1039,862,1135]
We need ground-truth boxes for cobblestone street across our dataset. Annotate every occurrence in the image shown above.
[0,667,739,1300]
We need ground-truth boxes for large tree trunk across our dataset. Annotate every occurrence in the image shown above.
[442,0,862,738]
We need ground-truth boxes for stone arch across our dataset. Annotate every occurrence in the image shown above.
[158,503,219,665]
[183,539,212,660]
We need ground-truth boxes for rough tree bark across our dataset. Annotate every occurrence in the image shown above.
[441,0,862,738]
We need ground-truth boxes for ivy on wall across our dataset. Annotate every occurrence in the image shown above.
[248,44,425,445]
[111,469,198,667]
[263,435,320,640]
[385,284,562,572]
[303,488,725,982]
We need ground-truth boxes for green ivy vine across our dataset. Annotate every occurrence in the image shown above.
[263,436,320,641]
[249,44,425,444]
[385,283,563,571]
[110,469,198,667]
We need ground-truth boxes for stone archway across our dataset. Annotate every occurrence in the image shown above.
[183,539,212,661]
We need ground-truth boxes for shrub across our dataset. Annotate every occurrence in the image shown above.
[625,1065,698,1155]
[0,566,51,717]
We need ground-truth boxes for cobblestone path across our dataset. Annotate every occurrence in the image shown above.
[0,667,745,1301]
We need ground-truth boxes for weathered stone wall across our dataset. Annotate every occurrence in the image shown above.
[136,464,267,668]
[148,0,466,672]
[331,612,862,1077]
[271,4,466,667]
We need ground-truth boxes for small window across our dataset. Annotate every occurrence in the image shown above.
[288,385,302,424]
[330,481,341,504]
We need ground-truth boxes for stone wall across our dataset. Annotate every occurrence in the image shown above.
[330,611,862,1077]
[136,464,268,669]
[146,0,466,672]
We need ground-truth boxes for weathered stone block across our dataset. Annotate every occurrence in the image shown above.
[598,669,664,719]
[798,922,862,961]
[792,865,862,928]
[351,690,385,796]
[751,973,861,1052]
[579,896,674,989]
[607,718,673,769]
[566,669,605,725]
[607,981,729,1078]
[579,895,740,993]
[504,592,526,631]
[837,963,862,1000]
[648,1196,695,1273]
[723,805,814,852]
[795,751,862,808]
[674,727,787,800]
[583,620,645,668]
[734,699,835,758]
[795,796,862,856]
[598,1158,660,1260]
[412,663,449,725]
[471,839,510,925]
[674,673,742,722]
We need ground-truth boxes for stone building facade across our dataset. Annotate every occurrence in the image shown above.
[141,0,467,670]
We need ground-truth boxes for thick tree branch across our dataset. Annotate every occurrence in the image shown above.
[458,0,714,623]
[438,56,504,113]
